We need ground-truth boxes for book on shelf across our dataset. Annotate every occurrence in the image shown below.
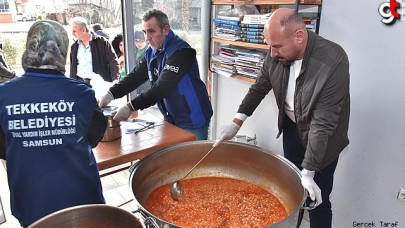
[212,60,235,70]
[219,46,239,54]
[235,65,261,74]
[239,37,267,44]
[241,20,266,25]
[235,61,265,69]
[218,49,237,57]
[236,51,267,59]
[215,29,240,36]
[241,13,270,25]
[243,13,271,21]
[240,23,265,28]
[211,54,234,64]
[240,31,264,36]
[213,33,240,41]
[240,27,264,32]
[235,56,264,65]
[212,66,235,78]
[217,23,240,29]
[213,18,240,26]
[240,34,265,40]
[217,15,242,21]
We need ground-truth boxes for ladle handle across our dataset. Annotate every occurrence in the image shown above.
[180,146,215,180]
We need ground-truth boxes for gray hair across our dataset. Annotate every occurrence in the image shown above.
[70,16,90,32]
[142,9,170,29]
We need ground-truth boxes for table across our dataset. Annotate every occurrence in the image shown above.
[93,112,196,176]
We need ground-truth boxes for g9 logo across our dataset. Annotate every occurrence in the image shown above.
[379,0,400,25]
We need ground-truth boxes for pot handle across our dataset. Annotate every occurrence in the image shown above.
[296,195,318,228]
[128,159,141,174]
[132,208,159,228]
[301,193,318,210]
[301,200,318,210]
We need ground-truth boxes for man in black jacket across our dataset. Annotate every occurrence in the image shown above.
[69,17,119,83]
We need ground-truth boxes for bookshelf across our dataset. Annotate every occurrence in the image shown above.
[210,0,322,83]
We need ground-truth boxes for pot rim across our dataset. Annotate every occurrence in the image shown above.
[129,140,307,227]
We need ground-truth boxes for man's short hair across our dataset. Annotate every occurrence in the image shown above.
[142,9,170,29]
[92,23,104,32]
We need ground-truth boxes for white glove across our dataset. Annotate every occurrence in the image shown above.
[98,91,113,107]
[213,122,241,147]
[301,169,322,207]
[112,104,133,122]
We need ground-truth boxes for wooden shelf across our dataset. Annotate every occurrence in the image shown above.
[212,0,321,5]
[212,37,269,50]
[214,71,257,83]
[232,75,256,83]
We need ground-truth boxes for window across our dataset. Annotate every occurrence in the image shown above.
[0,0,10,12]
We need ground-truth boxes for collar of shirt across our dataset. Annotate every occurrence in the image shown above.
[77,41,93,79]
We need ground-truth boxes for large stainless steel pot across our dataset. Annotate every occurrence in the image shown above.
[129,141,307,228]
[28,204,143,228]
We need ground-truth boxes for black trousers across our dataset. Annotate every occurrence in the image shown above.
[282,115,338,228]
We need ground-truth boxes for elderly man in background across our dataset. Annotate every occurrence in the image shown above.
[69,16,119,83]
[0,20,106,227]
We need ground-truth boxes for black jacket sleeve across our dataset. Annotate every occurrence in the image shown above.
[87,104,107,148]
[109,56,150,98]
[130,48,196,110]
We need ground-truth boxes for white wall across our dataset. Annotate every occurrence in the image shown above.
[321,0,405,226]
[212,0,405,226]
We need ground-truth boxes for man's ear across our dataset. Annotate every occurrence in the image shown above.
[163,25,170,36]
[295,29,305,44]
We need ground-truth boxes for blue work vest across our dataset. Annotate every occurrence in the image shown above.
[144,30,212,128]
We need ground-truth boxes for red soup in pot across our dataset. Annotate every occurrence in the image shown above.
[145,177,288,227]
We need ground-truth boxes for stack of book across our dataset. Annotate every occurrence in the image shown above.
[239,13,270,44]
[211,46,237,77]
[234,47,267,79]
[212,15,242,41]
[211,45,267,79]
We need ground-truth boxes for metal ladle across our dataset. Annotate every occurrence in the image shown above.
[170,146,216,201]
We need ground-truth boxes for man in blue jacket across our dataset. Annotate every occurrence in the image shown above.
[0,20,106,226]
[99,9,212,140]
